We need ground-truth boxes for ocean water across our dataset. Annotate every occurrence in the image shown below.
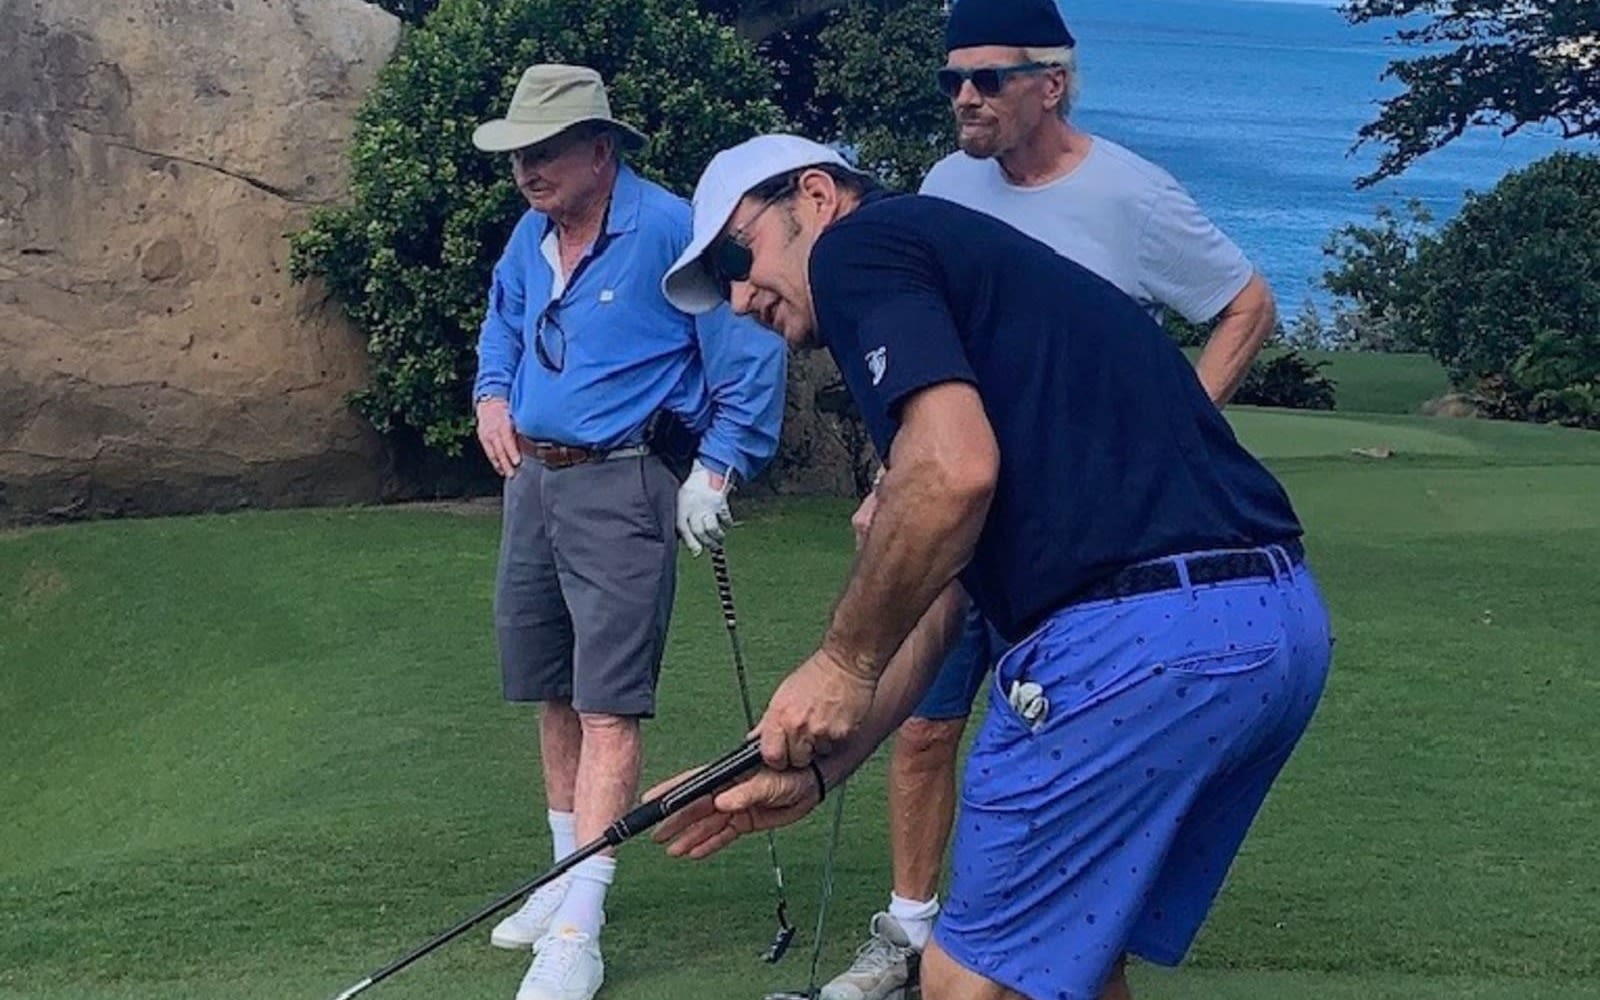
[1063,0,1584,313]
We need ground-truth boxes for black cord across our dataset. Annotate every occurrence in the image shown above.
[808,760,827,804]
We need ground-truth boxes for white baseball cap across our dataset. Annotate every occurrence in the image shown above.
[662,134,863,315]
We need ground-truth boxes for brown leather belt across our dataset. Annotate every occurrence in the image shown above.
[517,434,650,470]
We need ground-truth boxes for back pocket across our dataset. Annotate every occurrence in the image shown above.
[1163,637,1282,677]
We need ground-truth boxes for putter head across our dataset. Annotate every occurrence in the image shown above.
[763,991,815,1000]
[762,921,797,963]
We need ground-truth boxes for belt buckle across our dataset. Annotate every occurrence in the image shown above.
[531,442,586,469]
[555,445,592,469]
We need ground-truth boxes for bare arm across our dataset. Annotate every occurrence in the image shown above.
[653,586,968,859]
[823,381,998,681]
[1192,272,1277,406]
[820,584,968,786]
[751,380,998,770]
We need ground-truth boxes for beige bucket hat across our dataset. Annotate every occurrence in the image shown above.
[471,64,647,154]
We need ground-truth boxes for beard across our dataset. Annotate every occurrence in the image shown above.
[956,116,1005,159]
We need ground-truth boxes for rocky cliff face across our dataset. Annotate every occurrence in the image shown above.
[0,0,402,523]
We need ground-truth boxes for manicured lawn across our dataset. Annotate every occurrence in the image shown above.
[1295,350,1450,416]
[4,411,1597,999]
[1184,347,1450,415]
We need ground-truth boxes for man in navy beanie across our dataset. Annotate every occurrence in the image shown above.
[944,0,1076,48]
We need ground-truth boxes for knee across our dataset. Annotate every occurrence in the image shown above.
[895,717,965,771]
[540,699,576,719]
[577,712,640,743]
[918,944,1015,1000]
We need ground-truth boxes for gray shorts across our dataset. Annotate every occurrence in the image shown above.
[493,454,678,717]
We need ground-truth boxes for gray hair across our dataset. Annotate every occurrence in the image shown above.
[1022,45,1080,118]
[592,123,626,165]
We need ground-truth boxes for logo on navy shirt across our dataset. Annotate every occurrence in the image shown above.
[865,346,887,386]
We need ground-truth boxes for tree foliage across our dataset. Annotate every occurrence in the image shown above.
[733,0,954,191]
[1340,0,1600,185]
[1317,198,1434,351]
[813,0,955,190]
[290,0,782,455]
[1394,151,1600,426]
[367,0,440,23]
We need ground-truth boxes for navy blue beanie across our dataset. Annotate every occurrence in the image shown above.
[945,0,1075,51]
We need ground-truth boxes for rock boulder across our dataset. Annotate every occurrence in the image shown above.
[0,0,402,523]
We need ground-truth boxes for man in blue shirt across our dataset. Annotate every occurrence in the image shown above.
[469,65,785,1000]
[655,135,1332,1000]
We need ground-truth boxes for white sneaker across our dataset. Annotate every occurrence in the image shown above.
[490,877,571,950]
[820,912,918,1000]
[515,928,604,1000]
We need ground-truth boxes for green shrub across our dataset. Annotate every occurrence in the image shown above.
[1319,199,1433,352]
[1234,351,1338,411]
[1397,152,1600,428]
[813,0,954,191]
[367,0,437,23]
[1163,313,1210,348]
[291,0,783,455]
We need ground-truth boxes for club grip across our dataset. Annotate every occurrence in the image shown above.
[710,547,737,623]
[606,739,763,844]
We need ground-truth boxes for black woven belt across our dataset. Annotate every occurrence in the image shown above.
[1071,539,1305,606]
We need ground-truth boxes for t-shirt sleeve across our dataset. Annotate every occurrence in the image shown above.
[1138,177,1254,325]
[811,216,977,423]
[916,156,959,198]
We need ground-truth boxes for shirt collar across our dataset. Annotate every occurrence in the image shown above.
[539,164,644,241]
[605,164,644,237]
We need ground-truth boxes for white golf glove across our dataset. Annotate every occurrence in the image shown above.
[676,459,733,556]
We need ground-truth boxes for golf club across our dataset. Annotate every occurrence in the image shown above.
[764,781,848,1000]
[710,544,799,964]
[328,738,764,1000]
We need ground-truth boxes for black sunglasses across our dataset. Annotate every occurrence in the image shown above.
[935,60,1057,99]
[534,300,566,373]
[704,189,791,300]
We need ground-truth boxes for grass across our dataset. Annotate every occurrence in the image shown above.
[1290,350,1450,416]
[1182,348,1450,415]
[4,407,1599,1000]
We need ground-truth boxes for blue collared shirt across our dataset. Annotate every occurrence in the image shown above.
[473,166,786,482]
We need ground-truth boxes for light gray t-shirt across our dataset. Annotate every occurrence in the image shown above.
[919,136,1252,324]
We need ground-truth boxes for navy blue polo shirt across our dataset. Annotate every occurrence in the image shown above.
[810,193,1302,641]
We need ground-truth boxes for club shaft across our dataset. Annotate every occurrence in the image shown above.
[336,838,608,997]
[711,548,762,758]
[329,739,762,998]
[806,784,848,996]
[330,978,371,1000]
[710,548,794,920]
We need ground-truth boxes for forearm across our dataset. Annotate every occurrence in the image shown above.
[476,254,528,400]
[817,586,967,789]
[473,337,518,400]
[821,437,993,683]
[694,310,787,482]
[1193,272,1276,405]
[697,352,784,481]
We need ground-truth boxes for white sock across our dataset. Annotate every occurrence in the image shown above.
[551,856,614,939]
[889,893,940,951]
[548,810,578,863]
